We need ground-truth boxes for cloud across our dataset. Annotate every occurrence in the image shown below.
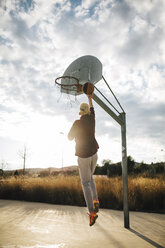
[0,0,165,167]
[81,0,99,9]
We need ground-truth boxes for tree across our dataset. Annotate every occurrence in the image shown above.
[154,162,165,174]
[14,170,19,178]
[127,156,135,174]
[107,162,122,177]
[101,159,112,175]
[94,164,102,175]
[0,169,4,177]
[0,159,9,170]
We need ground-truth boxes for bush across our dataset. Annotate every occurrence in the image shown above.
[0,175,164,212]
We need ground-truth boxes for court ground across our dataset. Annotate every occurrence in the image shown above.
[0,200,164,248]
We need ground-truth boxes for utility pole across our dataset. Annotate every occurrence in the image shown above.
[18,145,27,176]
[60,132,64,173]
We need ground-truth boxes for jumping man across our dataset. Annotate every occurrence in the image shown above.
[68,93,99,226]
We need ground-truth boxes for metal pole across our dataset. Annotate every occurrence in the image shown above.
[93,93,130,228]
[120,113,129,228]
[93,93,123,125]
[102,76,125,113]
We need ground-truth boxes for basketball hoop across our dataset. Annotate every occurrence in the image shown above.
[55,76,95,95]
[55,76,82,93]
[54,55,129,228]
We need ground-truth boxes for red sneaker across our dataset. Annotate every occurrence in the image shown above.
[93,199,99,213]
[88,211,98,226]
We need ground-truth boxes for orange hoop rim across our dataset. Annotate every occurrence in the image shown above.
[55,76,83,93]
[55,76,80,89]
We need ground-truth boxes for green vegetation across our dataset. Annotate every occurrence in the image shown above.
[0,175,164,212]
[0,156,164,212]
[95,156,165,177]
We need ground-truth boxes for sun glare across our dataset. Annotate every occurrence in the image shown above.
[24,113,76,168]
[11,112,76,168]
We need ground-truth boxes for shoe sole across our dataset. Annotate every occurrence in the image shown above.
[90,215,98,226]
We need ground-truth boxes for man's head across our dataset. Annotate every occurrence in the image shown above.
[79,103,90,116]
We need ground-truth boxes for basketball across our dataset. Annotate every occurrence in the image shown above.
[82,82,94,95]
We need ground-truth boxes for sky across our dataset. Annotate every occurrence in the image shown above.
[0,0,165,170]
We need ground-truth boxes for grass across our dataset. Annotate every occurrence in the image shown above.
[0,175,164,212]
[128,176,165,211]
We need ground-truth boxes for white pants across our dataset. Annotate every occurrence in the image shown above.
[78,153,98,213]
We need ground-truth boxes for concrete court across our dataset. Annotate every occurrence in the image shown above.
[0,200,164,248]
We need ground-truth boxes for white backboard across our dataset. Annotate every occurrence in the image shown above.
[61,55,102,95]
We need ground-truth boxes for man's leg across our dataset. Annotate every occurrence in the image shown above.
[78,156,94,213]
[90,153,99,212]
[90,153,98,200]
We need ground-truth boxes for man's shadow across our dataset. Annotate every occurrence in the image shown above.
[129,228,164,248]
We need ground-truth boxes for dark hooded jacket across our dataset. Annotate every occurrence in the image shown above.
[68,107,99,158]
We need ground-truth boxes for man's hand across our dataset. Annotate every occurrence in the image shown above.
[87,92,94,99]
[87,93,93,108]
